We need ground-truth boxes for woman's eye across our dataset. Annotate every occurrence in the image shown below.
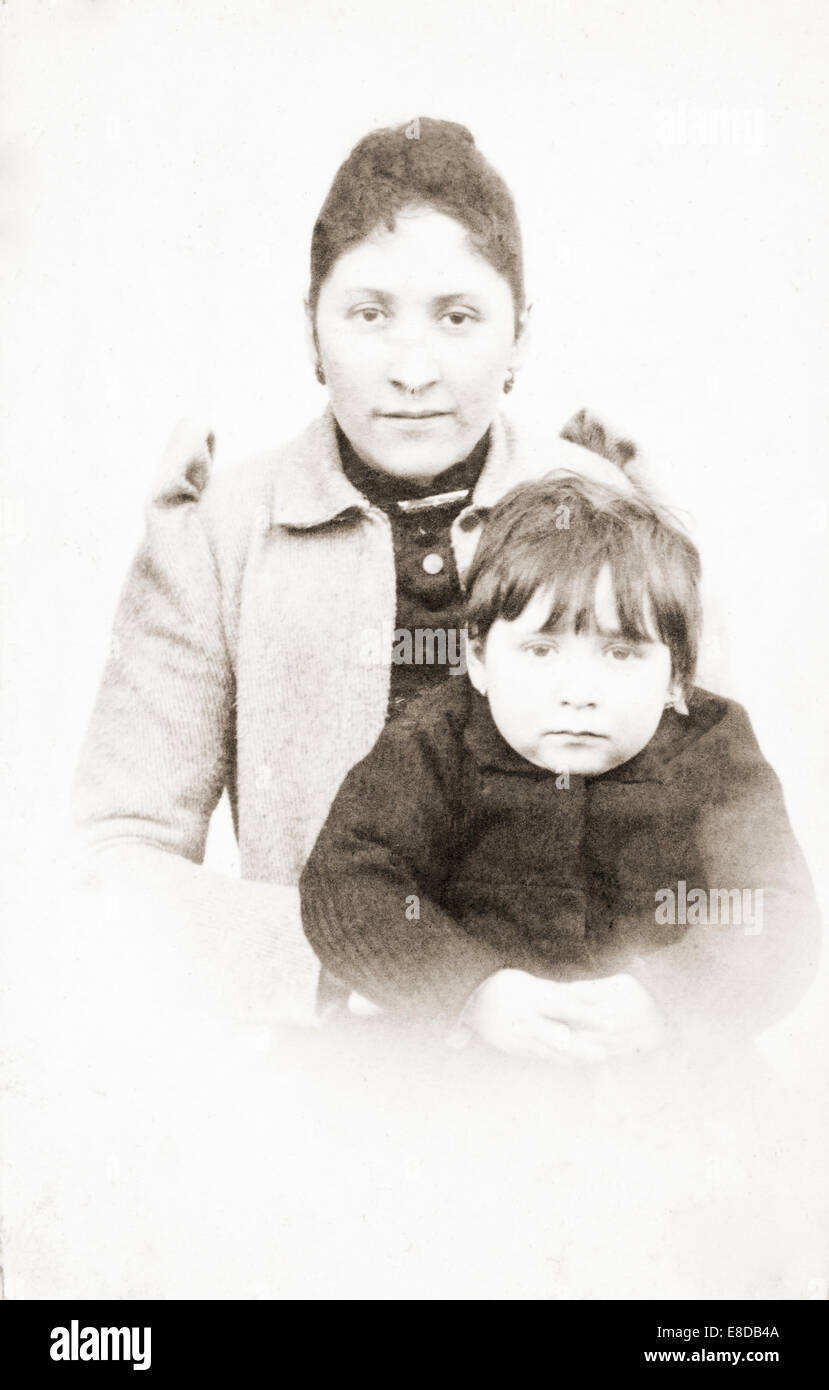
[442,310,475,327]
[352,307,386,324]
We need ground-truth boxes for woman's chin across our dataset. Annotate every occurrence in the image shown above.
[348,420,474,482]
[371,446,457,483]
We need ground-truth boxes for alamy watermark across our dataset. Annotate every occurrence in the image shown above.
[359,622,468,675]
[655,880,763,935]
[655,105,768,150]
[50,1321,151,1370]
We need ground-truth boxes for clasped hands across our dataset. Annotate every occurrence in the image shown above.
[461,968,666,1063]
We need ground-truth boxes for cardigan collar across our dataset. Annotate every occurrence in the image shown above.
[268,406,517,530]
[335,419,491,510]
[463,682,699,784]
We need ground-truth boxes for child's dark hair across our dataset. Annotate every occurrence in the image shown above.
[309,117,525,333]
[465,473,703,698]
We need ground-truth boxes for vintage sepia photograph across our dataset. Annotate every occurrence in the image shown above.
[1,0,827,1323]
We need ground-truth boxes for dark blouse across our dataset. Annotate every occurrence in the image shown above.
[336,423,489,717]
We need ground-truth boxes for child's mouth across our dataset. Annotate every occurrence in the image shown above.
[547,730,607,739]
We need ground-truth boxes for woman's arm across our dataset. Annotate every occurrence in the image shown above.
[71,424,320,1027]
[73,424,231,861]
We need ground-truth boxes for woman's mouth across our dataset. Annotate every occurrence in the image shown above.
[377,410,453,421]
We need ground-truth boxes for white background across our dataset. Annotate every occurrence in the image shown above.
[2,0,827,888]
[1,0,827,1299]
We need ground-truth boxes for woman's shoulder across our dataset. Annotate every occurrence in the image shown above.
[487,407,640,503]
[207,418,333,517]
[151,412,338,540]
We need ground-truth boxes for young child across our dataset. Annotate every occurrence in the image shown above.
[300,473,819,1061]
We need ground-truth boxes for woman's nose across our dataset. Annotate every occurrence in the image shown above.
[387,338,440,395]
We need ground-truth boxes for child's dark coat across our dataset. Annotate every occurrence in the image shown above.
[301,678,819,1038]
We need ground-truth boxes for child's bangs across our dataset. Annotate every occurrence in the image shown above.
[535,541,659,644]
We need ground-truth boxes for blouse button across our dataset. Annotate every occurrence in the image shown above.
[422,552,444,575]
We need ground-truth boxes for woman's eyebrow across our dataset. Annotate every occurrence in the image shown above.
[342,288,395,304]
[432,292,481,310]
[340,290,482,308]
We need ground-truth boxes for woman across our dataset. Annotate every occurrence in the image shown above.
[73,117,635,1028]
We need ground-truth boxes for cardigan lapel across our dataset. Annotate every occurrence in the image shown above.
[265,406,517,533]
[267,410,370,529]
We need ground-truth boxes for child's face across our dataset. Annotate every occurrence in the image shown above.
[467,566,679,776]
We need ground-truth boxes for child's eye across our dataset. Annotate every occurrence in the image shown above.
[525,643,555,658]
[607,645,638,661]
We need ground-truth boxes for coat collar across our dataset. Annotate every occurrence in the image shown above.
[463,687,556,776]
[463,682,714,784]
[268,406,517,530]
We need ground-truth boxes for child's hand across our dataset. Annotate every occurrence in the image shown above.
[463,969,610,1063]
[557,973,666,1059]
[464,969,664,1063]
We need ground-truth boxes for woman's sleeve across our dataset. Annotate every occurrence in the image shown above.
[629,705,821,1042]
[70,424,321,1028]
[300,711,504,1023]
[73,423,231,861]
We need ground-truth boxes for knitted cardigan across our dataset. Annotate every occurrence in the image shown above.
[72,406,632,1025]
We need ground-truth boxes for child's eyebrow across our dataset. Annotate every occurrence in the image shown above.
[595,625,652,641]
[600,630,655,645]
[537,617,653,641]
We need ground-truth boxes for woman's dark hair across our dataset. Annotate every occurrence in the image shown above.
[465,472,703,698]
[309,117,525,333]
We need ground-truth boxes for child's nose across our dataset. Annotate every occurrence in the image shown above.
[559,691,598,710]
[553,656,600,708]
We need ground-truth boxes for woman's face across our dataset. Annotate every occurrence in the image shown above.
[312,207,524,483]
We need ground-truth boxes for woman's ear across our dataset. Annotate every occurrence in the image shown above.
[304,297,320,369]
[510,301,532,373]
[466,636,488,696]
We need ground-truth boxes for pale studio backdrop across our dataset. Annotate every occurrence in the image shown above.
[1,0,828,1301]
[2,0,827,978]
[2,0,827,883]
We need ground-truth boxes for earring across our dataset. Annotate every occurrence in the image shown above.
[665,692,689,716]
[314,361,326,386]
[503,368,516,395]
